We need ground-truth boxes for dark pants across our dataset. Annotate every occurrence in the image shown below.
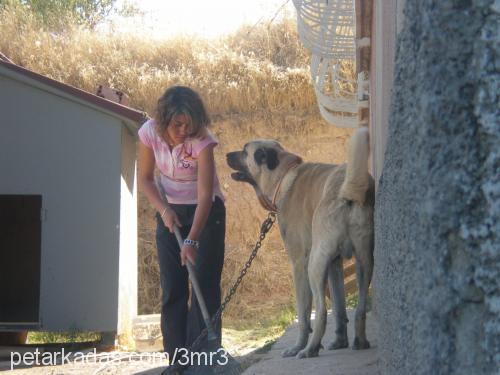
[155,197,225,361]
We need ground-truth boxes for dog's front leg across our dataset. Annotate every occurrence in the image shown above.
[282,256,312,357]
[352,232,373,350]
[327,256,349,350]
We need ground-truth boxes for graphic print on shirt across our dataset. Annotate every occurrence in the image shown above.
[178,143,195,169]
[172,142,197,181]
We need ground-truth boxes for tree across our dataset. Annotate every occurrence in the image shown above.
[0,0,140,30]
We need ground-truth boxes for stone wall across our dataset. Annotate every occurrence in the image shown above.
[374,1,499,374]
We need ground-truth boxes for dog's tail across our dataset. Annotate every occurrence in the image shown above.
[339,127,370,205]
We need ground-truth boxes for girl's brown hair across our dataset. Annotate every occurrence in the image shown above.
[154,86,210,139]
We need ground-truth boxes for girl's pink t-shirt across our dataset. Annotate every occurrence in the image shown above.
[138,119,224,204]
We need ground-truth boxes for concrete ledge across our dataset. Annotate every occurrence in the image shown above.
[242,310,379,375]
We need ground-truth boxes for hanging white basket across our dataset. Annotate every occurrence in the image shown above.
[293,0,356,59]
[293,0,363,128]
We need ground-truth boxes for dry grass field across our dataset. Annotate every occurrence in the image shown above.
[1,4,353,330]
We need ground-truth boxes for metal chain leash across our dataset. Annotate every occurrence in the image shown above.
[163,212,277,374]
[189,211,277,352]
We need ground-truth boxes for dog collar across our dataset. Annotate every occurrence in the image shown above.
[270,157,303,212]
[257,194,278,213]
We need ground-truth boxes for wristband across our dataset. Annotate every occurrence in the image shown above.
[183,238,199,249]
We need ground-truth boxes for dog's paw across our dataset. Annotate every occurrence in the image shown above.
[281,345,304,358]
[296,345,321,359]
[328,337,349,350]
[352,337,370,350]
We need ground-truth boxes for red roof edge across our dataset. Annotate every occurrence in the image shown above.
[0,59,148,125]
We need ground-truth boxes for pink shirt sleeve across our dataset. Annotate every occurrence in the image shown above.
[192,131,218,157]
[138,119,155,148]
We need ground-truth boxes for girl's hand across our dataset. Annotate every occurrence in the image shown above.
[160,207,182,233]
[180,244,197,266]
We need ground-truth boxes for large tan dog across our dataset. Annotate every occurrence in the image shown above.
[226,128,374,358]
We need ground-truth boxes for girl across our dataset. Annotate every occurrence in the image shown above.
[138,86,225,364]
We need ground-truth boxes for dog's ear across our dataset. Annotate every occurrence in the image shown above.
[254,147,279,170]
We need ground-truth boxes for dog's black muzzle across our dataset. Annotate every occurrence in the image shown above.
[226,152,256,186]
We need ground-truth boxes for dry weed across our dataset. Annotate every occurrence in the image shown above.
[1,5,354,326]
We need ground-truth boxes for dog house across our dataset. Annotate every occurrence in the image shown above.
[0,59,146,345]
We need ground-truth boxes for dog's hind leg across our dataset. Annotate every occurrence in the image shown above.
[351,231,374,350]
[327,256,349,350]
[282,255,312,357]
[296,243,336,359]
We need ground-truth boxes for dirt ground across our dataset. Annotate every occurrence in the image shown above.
[1,310,378,374]
[0,325,274,374]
